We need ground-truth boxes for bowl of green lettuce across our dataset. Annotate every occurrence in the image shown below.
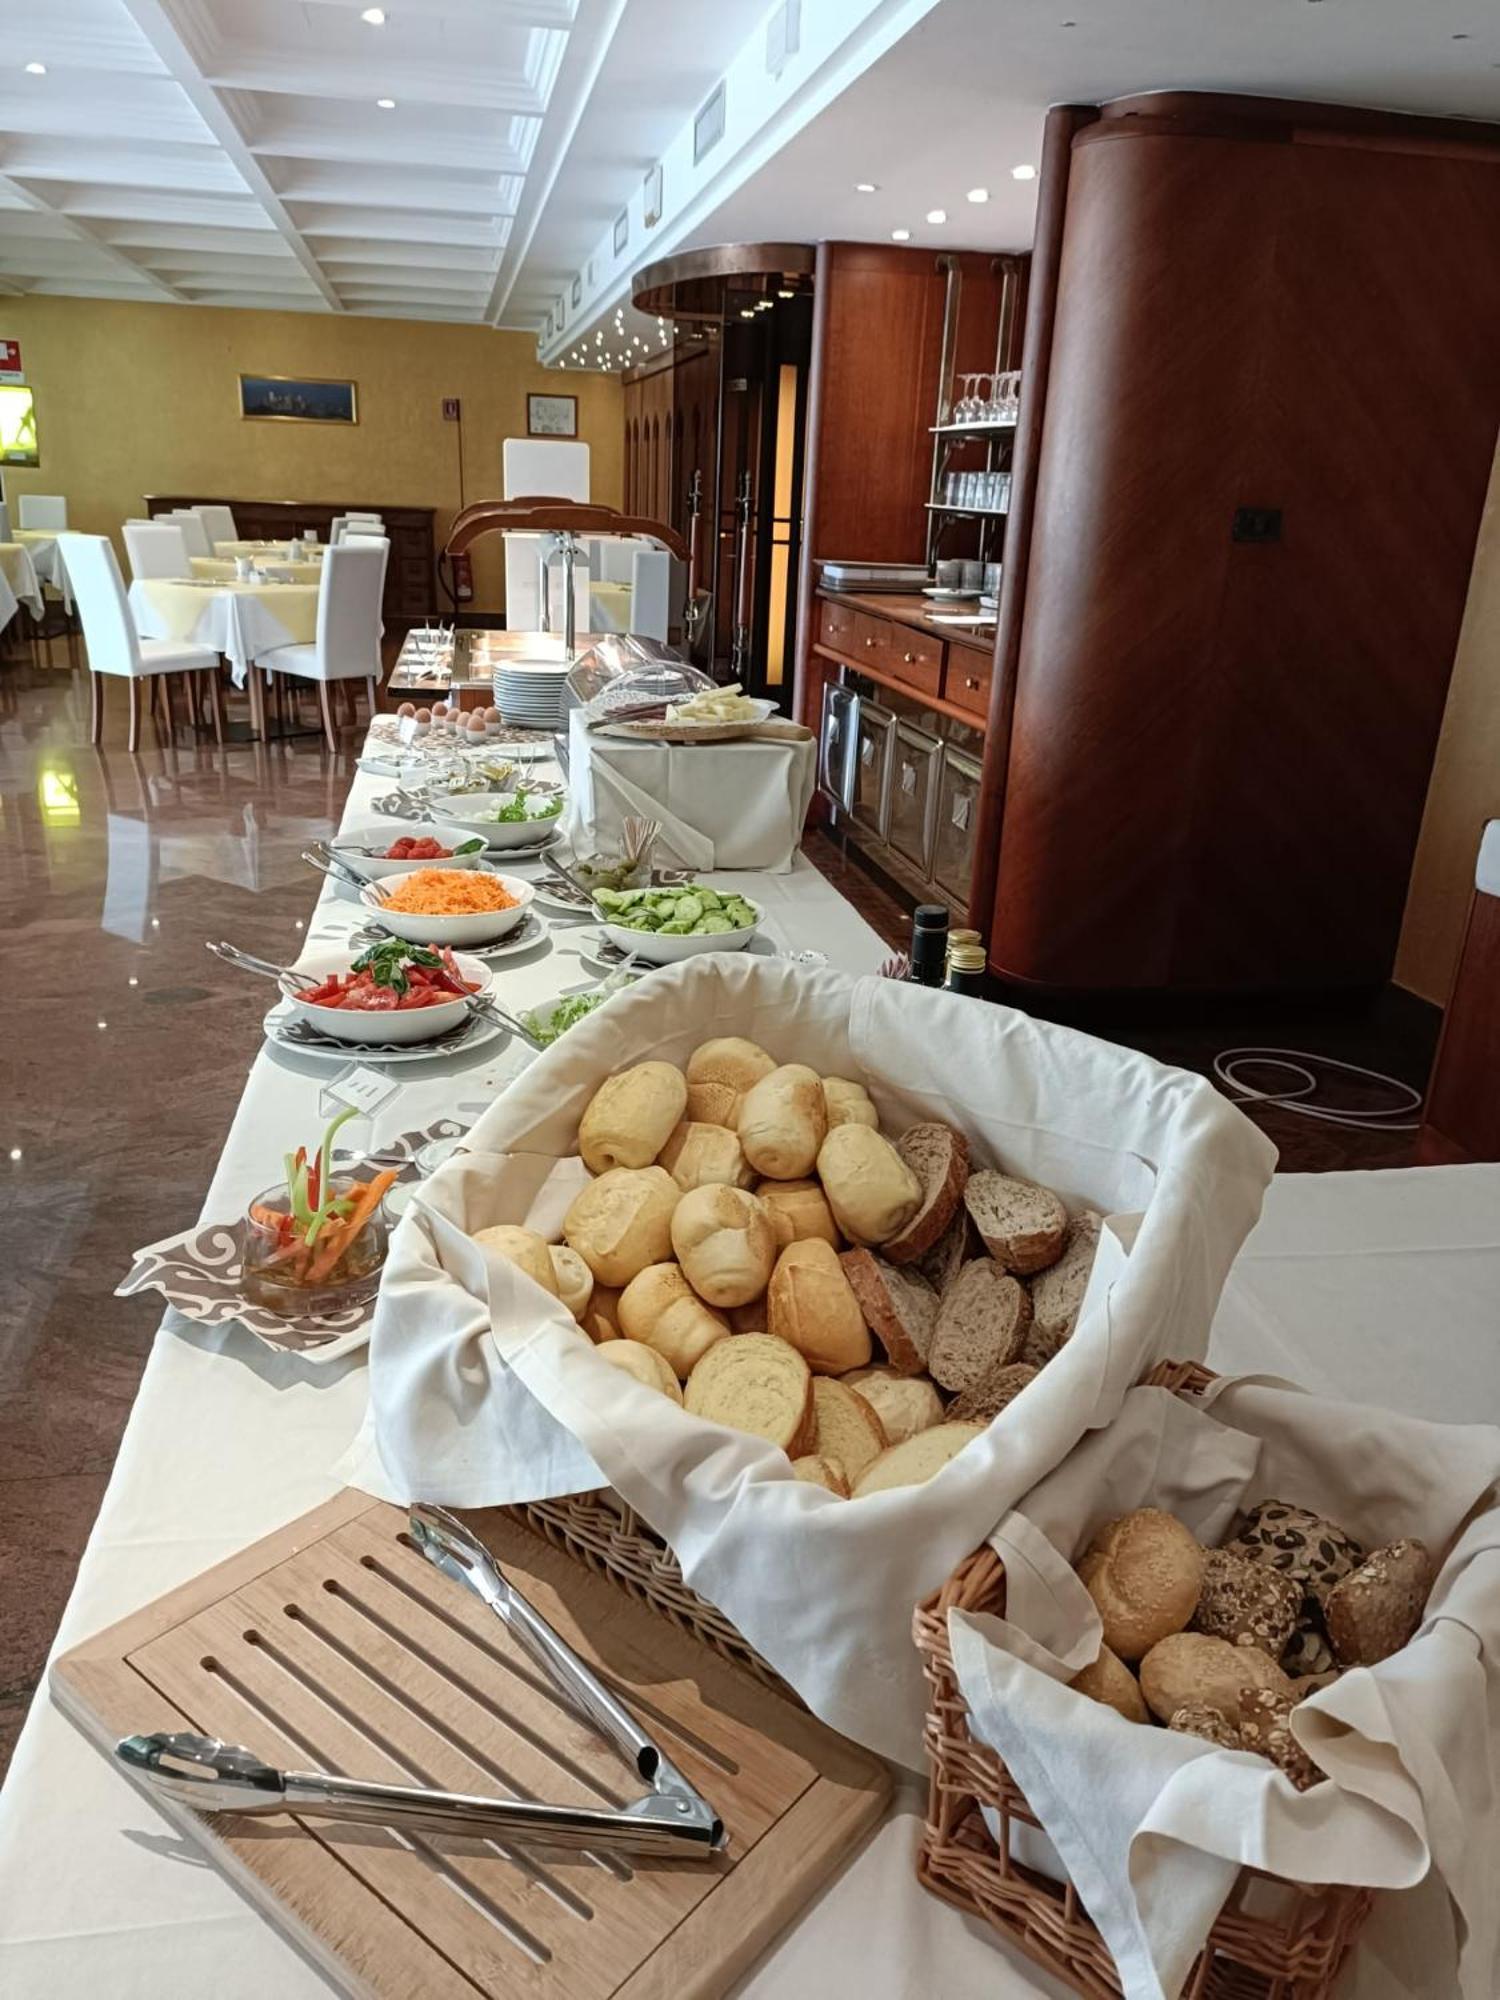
[592,882,761,963]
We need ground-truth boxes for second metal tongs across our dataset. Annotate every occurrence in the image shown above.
[116,1505,725,1860]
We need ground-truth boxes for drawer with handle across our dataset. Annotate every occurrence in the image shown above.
[817,597,858,653]
[946,651,993,720]
[886,629,943,699]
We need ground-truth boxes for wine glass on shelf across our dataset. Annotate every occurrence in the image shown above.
[953,375,981,426]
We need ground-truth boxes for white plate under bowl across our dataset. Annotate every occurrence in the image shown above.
[330,824,487,883]
[601,904,760,965]
[279,946,492,1045]
[569,923,776,975]
[263,1000,505,1066]
[357,873,535,948]
[434,795,566,850]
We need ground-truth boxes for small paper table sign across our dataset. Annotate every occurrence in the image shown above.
[319,1065,401,1118]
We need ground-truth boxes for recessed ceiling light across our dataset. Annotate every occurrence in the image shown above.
[376,96,396,108]
[855,182,878,194]
[926,208,947,224]
[24,61,46,75]
[966,187,989,203]
[1011,164,1037,181]
[360,6,387,21]
[739,307,755,318]
[891,228,911,242]
[778,287,794,298]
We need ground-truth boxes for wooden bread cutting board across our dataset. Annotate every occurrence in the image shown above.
[51,1493,890,2000]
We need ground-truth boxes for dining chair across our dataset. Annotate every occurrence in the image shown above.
[18,494,67,531]
[194,503,238,549]
[162,508,211,559]
[123,521,191,582]
[0,500,12,542]
[254,541,384,750]
[58,534,223,752]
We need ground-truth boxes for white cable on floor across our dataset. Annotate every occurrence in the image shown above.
[1211,1048,1423,1131]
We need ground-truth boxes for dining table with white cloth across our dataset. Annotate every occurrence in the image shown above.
[0,563,18,636]
[127,575,320,687]
[213,538,325,563]
[0,736,1497,2000]
[191,554,325,585]
[12,526,70,607]
[0,541,44,619]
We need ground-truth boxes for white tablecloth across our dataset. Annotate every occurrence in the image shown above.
[0,542,43,619]
[0,565,18,635]
[13,529,70,608]
[0,746,1495,1998]
[127,577,320,688]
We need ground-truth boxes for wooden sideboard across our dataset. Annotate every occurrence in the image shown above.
[144,495,435,625]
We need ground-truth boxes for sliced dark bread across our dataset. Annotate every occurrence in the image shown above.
[883,1122,970,1265]
[948,1360,1038,1424]
[964,1171,1069,1275]
[917,1207,974,1299]
[929,1257,1032,1392]
[838,1248,938,1376]
[1027,1209,1103,1353]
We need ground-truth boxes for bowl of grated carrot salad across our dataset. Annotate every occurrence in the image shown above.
[358,865,536,946]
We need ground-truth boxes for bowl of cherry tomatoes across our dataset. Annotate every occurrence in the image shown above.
[327,823,488,883]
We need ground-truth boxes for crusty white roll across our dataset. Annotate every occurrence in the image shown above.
[562,1166,679,1288]
[577,1061,687,1175]
[766,1237,871,1373]
[669,1183,777,1308]
[684,1036,777,1128]
[470,1224,560,1297]
[841,1366,945,1444]
[754,1177,843,1249]
[548,1244,594,1320]
[738,1063,827,1180]
[822,1076,879,1130]
[1077,1509,1206,1663]
[816,1124,922,1246]
[593,1338,683,1403]
[657,1119,756,1193]
[618,1262,729,1377]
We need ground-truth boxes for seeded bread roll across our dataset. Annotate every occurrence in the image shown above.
[685,1332,813,1453]
[593,1338,683,1402]
[1191,1547,1301,1658]
[1223,1500,1365,1612]
[471,1225,560,1297]
[1139,1631,1292,1724]
[618,1262,729,1377]
[947,1361,1038,1424]
[548,1244,595,1320]
[1070,1644,1148,1724]
[1027,1210,1103,1349]
[1237,1685,1323,1789]
[851,1422,984,1497]
[578,1061,688,1175]
[816,1124,922,1246]
[839,1249,938,1376]
[883,1123,970,1265]
[563,1166,679,1287]
[767,1238,871,1373]
[1168,1703,1241,1750]
[669,1183,777,1307]
[1325,1540,1430,1666]
[842,1366,944,1444]
[1280,1623,1335,1679]
[808,1377,887,1483]
[963,1172,1069,1274]
[822,1076,879,1130]
[929,1258,1032,1392]
[738,1063,828,1180]
[791,1454,850,1496]
[754,1177,843,1249]
[657,1119,756,1193]
[1077,1509,1205,1662]
[685,1037,777,1129]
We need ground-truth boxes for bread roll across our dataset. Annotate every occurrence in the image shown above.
[1028,1210,1102,1351]
[1077,1509,1205,1663]
[791,1455,850,1496]
[947,1360,1037,1424]
[684,1037,777,1128]
[963,1172,1069,1274]
[618,1263,729,1377]
[578,1061,687,1175]
[851,1422,984,1497]
[547,1244,594,1320]
[1070,1644,1148,1724]
[583,1283,623,1344]
[685,1333,813,1453]
[842,1366,944,1444]
[1325,1539,1430,1666]
[808,1377,886,1483]
[471,1225,560,1297]
[839,1249,938,1375]
[657,1119,756,1193]
[816,1124,922,1246]
[593,1338,683,1403]
[929,1259,1031,1391]
[1139,1631,1292,1724]
[884,1122,970,1265]
[767,1238,871,1373]
[738,1063,827,1179]
[669,1184,777,1308]
[822,1076,879,1130]
[563,1166,679,1287]
[754,1176,842,1249]
[1237,1685,1322,1789]
[1191,1547,1300,1657]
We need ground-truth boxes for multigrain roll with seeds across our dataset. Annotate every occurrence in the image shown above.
[1237,1686,1323,1789]
[1139,1631,1292,1723]
[1223,1500,1364,1612]
[1191,1547,1301,1658]
[1325,1540,1431,1666]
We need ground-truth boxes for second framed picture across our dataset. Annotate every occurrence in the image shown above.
[527,393,578,438]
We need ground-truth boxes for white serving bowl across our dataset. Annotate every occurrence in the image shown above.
[602,900,761,965]
[282,946,492,1045]
[329,823,487,883]
[358,871,535,948]
[435,792,566,850]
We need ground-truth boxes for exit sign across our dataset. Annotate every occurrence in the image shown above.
[0,340,21,384]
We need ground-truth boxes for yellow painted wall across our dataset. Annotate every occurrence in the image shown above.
[0,295,621,610]
[1396,429,1500,1004]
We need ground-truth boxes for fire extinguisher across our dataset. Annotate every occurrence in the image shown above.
[450,551,474,605]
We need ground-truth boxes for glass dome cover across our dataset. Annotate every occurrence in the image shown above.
[564,635,714,725]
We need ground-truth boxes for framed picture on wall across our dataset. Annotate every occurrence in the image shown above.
[239,374,358,425]
[527,393,578,438]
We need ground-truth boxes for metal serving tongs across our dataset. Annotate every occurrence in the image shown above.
[115,1505,725,1860]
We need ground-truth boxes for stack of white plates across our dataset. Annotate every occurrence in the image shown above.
[494,659,571,731]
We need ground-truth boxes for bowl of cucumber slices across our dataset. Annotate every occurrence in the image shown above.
[592,882,762,964]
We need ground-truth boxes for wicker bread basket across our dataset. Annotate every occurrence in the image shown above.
[912,1359,1374,1999]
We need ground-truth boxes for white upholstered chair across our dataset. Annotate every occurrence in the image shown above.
[59,534,223,751]
[123,521,191,582]
[162,508,211,558]
[194,503,238,549]
[254,541,384,749]
[18,494,67,530]
[0,500,12,542]
[330,512,384,545]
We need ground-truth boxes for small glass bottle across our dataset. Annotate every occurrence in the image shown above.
[945,942,987,996]
[908,904,949,987]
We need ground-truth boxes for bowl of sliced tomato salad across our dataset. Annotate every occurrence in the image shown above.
[283,940,493,1044]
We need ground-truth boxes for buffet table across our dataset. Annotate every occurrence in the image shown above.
[0,740,1497,1999]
